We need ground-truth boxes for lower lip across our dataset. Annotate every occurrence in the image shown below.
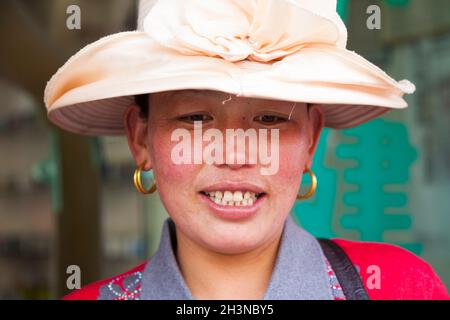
[199,193,266,220]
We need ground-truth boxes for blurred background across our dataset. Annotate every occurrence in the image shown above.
[0,0,449,299]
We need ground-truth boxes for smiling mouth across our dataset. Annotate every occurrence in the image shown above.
[199,190,266,207]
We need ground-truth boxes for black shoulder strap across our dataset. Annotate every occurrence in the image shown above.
[318,238,370,300]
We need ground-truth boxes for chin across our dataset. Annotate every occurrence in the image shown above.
[205,238,263,255]
[195,219,273,255]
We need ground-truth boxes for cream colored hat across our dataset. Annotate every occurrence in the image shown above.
[44,0,416,136]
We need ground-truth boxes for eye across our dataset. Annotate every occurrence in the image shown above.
[178,114,213,123]
[254,114,288,125]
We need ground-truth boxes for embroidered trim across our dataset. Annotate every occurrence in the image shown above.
[102,271,143,300]
[99,261,345,300]
[325,258,346,300]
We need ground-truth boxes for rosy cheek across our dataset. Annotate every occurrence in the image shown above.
[150,133,198,187]
[276,133,308,183]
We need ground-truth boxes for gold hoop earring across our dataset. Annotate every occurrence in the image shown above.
[133,161,157,195]
[296,167,317,200]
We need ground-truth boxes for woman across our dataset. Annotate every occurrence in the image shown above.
[44,0,448,300]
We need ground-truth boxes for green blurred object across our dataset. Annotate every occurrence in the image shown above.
[292,128,337,238]
[337,0,411,25]
[32,129,63,213]
[386,0,410,7]
[337,120,421,254]
[141,169,155,188]
[294,120,421,254]
[337,0,350,22]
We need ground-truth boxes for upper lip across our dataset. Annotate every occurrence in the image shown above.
[200,182,266,194]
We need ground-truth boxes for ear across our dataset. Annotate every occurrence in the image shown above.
[123,104,153,170]
[305,104,325,169]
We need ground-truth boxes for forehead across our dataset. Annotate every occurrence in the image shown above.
[161,89,301,108]
[168,90,222,98]
[165,89,236,102]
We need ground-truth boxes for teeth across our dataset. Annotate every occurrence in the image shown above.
[223,191,233,202]
[204,190,261,207]
[233,191,243,202]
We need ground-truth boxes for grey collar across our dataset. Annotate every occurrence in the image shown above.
[140,215,333,300]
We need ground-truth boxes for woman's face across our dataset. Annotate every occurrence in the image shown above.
[124,90,323,254]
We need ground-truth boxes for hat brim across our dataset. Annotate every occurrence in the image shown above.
[45,31,415,136]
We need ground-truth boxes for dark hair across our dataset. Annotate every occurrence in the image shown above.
[134,94,150,119]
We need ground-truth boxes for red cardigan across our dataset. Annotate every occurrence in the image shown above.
[64,239,449,300]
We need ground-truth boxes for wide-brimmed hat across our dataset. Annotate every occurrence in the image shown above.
[44,0,416,136]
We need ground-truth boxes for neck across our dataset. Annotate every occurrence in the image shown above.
[175,225,284,300]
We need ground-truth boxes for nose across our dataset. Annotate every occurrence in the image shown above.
[215,131,258,170]
[223,153,248,170]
